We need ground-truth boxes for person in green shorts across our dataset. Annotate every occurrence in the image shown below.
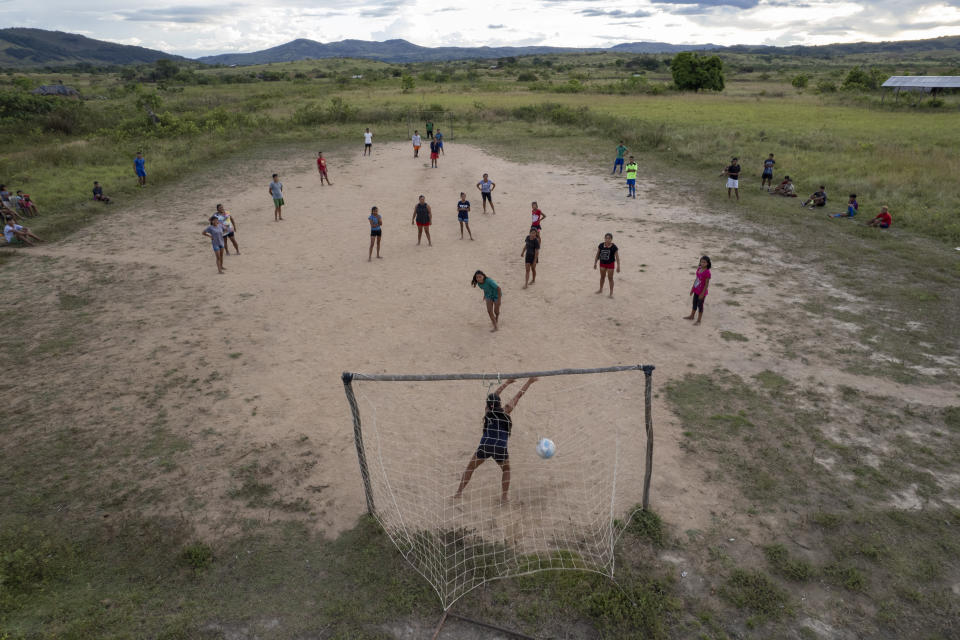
[625,156,638,199]
[269,173,284,221]
[612,141,628,174]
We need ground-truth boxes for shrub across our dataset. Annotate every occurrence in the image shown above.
[816,79,837,93]
[627,508,666,546]
[516,71,538,82]
[670,52,725,92]
[791,73,810,89]
[400,74,415,93]
[181,542,214,572]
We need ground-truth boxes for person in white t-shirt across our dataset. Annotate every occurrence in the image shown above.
[411,131,421,158]
[363,128,373,156]
[3,215,41,246]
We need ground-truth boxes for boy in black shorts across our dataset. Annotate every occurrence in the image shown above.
[521,228,540,289]
[457,192,473,240]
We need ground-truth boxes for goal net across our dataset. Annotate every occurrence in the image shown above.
[341,365,654,610]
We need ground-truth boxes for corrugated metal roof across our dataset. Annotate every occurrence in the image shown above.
[882,76,960,88]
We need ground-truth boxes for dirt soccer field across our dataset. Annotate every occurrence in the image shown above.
[4,140,959,637]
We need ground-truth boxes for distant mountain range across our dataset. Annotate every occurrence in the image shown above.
[1,27,958,69]
[0,28,190,66]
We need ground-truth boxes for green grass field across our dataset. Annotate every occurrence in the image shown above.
[2,51,960,638]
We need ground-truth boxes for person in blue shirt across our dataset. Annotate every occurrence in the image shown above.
[134,151,146,188]
[471,270,501,331]
[829,194,858,218]
[368,206,382,261]
[435,130,444,155]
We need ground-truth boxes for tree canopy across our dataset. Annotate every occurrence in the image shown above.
[670,52,725,92]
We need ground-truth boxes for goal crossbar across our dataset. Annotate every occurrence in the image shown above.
[342,364,653,383]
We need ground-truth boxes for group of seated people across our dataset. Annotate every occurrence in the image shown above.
[770,178,892,228]
[0,184,39,221]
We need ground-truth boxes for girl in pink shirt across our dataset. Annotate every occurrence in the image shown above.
[684,255,711,325]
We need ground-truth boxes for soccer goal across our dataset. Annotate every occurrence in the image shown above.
[406,109,454,140]
[341,364,655,610]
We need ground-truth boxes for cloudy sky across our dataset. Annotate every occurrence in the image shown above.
[5,0,960,57]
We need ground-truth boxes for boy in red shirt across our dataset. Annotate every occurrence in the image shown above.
[317,152,332,186]
[867,206,892,228]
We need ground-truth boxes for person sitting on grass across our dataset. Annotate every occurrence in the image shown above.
[867,206,892,229]
[4,215,41,246]
[771,176,796,197]
[829,194,858,219]
[15,191,38,217]
[801,185,827,208]
[92,181,111,204]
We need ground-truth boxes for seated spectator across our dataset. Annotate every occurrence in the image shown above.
[771,176,797,197]
[92,181,111,204]
[15,191,38,217]
[867,206,892,229]
[3,215,41,246]
[801,186,827,208]
[829,194,858,218]
[0,185,13,211]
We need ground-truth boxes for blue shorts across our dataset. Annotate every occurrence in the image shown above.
[438,141,444,148]
[614,158,624,165]
[136,169,146,177]
[212,245,223,252]
[626,179,636,186]
[458,213,468,222]
[476,438,508,463]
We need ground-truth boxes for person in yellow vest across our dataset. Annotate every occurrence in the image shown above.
[625,156,638,199]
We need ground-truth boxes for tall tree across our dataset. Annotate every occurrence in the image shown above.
[670,52,725,92]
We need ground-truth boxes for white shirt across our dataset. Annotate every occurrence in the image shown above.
[4,224,15,243]
[364,132,373,144]
[412,134,421,146]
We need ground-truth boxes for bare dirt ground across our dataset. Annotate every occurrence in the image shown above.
[7,141,959,637]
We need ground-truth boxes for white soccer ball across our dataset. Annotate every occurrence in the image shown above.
[536,438,556,459]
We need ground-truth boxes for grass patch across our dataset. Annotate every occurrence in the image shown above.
[720,331,748,342]
[719,569,791,622]
[626,507,667,547]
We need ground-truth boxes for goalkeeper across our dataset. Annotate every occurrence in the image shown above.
[454,377,539,503]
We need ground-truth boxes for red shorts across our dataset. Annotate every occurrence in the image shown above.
[417,222,430,227]
[600,262,615,270]
[430,152,439,159]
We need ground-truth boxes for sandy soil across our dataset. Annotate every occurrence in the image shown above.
[19,140,958,550]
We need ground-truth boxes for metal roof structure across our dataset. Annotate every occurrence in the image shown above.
[882,76,960,88]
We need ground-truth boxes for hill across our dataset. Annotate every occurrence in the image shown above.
[0,28,190,67]
[195,38,596,65]
[724,35,960,58]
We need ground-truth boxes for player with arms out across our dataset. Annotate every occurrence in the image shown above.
[454,377,539,504]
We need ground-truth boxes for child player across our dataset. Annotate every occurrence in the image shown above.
[202,216,226,274]
[521,228,540,289]
[317,152,332,185]
[457,192,473,240]
[594,233,620,297]
[625,157,638,199]
[368,206,383,260]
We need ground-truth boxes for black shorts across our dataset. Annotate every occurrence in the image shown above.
[692,293,705,312]
[762,172,772,179]
[481,192,493,203]
[364,143,372,148]
[223,231,235,238]
[525,256,536,265]
[476,439,508,463]
[370,229,381,237]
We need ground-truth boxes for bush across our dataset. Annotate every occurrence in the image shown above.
[516,71,538,82]
[627,508,666,546]
[181,542,214,572]
[842,65,883,91]
[816,79,838,93]
[0,90,55,119]
[791,73,810,89]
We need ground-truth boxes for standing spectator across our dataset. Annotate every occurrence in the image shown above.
[612,141,628,174]
[625,156,638,199]
[368,206,383,260]
[594,233,621,297]
[761,153,775,190]
[457,192,473,240]
[425,120,434,140]
[202,215,225,274]
[363,128,373,156]
[317,152,332,185]
[412,195,432,246]
[412,131,422,158]
[216,204,239,254]
[134,151,147,187]
[683,256,712,325]
[724,157,741,200]
[269,173,284,221]
[435,130,445,155]
[521,228,540,289]
[429,138,440,168]
[477,174,496,214]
